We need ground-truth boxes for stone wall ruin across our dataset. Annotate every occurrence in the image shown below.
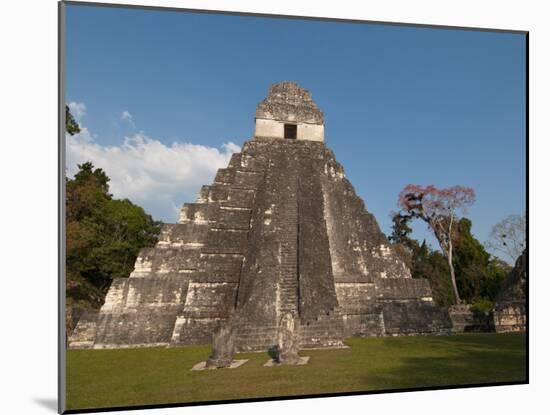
[493,250,527,333]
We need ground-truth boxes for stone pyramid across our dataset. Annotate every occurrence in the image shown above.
[69,81,451,351]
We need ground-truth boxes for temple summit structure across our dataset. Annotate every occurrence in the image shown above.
[69,81,452,351]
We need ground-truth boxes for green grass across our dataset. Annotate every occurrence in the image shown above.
[66,333,527,411]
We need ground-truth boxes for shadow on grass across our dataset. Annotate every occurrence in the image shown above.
[358,334,527,390]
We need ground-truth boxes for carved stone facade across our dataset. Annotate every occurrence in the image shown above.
[254,81,324,142]
[448,305,494,333]
[69,82,452,351]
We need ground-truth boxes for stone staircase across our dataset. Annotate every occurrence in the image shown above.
[235,326,278,351]
[278,188,299,316]
[300,308,346,348]
[67,311,98,349]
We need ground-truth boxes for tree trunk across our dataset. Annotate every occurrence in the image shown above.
[447,215,461,305]
[430,215,461,305]
[447,243,461,305]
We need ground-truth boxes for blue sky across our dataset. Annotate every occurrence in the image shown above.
[65,4,526,256]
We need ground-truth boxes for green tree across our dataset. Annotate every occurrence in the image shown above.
[389,215,454,306]
[452,218,510,305]
[412,241,455,307]
[389,214,509,307]
[65,105,81,135]
[66,162,161,330]
[396,184,476,305]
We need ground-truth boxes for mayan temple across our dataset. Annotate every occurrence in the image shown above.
[69,81,452,351]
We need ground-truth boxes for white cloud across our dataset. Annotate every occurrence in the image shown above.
[121,110,135,128]
[67,101,86,122]
[66,114,240,223]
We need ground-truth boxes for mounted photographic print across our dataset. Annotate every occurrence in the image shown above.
[59,1,528,413]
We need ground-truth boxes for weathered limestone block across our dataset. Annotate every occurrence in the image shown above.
[256,82,324,124]
[203,184,229,202]
[130,248,201,278]
[239,153,268,171]
[203,228,248,254]
[196,185,211,203]
[448,305,493,333]
[222,188,255,209]
[171,316,224,346]
[157,223,209,247]
[214,168,236,184]
[178,203,213,224]
[375,278,433,301]
[335,283,377,314]
[212,205,251,230]
[99,278,129,312]
[382,302,452,336]
[125,277,188,309]
[68,311,98,349]
[300,309,346,348]
[93,306,181,348]
[234,326,278,351]
[493,302,526,333]
[341,312,385,337]
[227,153,242,168]
[196,253,244,283]
[181,282,238,318]
[233,171,264,190]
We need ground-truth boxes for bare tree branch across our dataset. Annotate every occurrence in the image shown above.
[485,214,526,265]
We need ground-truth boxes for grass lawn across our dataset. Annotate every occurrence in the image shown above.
[66,333,527,411]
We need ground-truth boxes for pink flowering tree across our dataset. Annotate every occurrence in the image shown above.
[397,184,476,305]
